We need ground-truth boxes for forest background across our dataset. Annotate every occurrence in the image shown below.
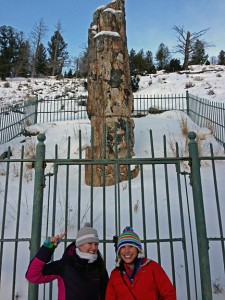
[1,18,225,82]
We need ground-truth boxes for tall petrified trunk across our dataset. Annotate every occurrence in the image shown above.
[85,0,139,186]
[183,31,191,70]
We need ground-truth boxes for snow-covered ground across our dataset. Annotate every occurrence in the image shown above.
[1,65,225,106]
[136,65,225,103]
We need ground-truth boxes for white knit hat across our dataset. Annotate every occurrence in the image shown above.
[76,222,99,247]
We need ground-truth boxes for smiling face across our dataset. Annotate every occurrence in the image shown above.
[78,242,99,254]
[119,245,138,270]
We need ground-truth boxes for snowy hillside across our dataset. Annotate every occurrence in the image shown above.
[1,65,225,107]
[136,65,225,103]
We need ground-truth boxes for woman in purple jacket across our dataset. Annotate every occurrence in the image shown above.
[26,223,108,300]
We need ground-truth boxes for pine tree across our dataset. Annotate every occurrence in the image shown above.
[47,24,68,77]
[165,59,182,73]
[129,48,137,75]
[144,50,156,74]
[0,26,24,80]
[135,49,145,75]
[36,43,47,76]
[67,68,73,78]
[155,43,171,70]
[218,50,225,65]
[190,39,208,65]
[129,49,156,75]
[13,38,31,77]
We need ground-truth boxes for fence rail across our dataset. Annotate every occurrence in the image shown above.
[133,93,187,115]
[187,93,225,145]
[1,92,225,146]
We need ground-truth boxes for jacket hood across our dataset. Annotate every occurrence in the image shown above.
[62,241,76,258]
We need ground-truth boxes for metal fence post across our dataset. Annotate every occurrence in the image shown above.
[188,131,212,299]
[186,90,190,116]
[28,133,46,300]
[34,96,38,124]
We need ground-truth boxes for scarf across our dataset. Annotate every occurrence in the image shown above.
[76,248,98,263]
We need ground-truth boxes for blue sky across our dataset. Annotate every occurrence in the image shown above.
[1,0,225,64]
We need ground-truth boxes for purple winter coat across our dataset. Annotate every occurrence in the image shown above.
[25,242,108,300]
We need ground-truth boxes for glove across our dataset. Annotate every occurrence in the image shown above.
[43,238,61,249]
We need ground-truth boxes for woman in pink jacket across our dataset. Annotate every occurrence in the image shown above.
[106,226,176,300]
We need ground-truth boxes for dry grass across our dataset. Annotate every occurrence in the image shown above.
[185,81,195,89]
[24,137,36,170]
[168,114,215,158]
[0,166,6,176]
[24,138,36,160]
[204,119,215,135]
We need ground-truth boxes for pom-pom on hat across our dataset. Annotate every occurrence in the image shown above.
[116,226,143,255]
[76,222,99,247]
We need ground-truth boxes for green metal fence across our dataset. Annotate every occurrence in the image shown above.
[1,92,225,146]
[37,96,88,123]
[0,127,224,299]
[0,98,38,144]
[187,93,225,146]
[133,93,187,115]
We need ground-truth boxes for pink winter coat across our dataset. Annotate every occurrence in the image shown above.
[105,258,176,300]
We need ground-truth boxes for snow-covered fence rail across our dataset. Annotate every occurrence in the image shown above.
[0,96,87,144]
[1,93,225,147]
[188,93,225,146]
[0,98,37,144]
[133,93,187,116]
[37,95,88,123]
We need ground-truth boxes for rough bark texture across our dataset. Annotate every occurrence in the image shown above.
[85,0,139,186]
[183,31,191,70]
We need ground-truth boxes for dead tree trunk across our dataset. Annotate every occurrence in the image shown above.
[85,0,139,186]
[183,31,190,70]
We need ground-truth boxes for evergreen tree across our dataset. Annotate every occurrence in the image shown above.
[0,26,24,80]
[47,25,69,77]
[67,68,73,78]
[218,50,225,65]
[135,49,145,74]
[36,43,47,76]
[155,43,171,70]
[129,48,137,75]
[129,49,156,75]
[13,38,31,77]
[165,58,182,73]
[144,50,156,74]
[190,39,208,65]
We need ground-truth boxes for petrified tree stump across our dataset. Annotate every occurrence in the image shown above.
[85,0,139,186]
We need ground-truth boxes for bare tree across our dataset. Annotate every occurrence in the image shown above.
[173,26,214,70]
[51,21,62,76]
[210,56,217,65]
[74,43,90,78]
[30,19,47,77]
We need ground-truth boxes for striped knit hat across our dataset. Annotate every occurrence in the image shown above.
[76,222,99,247]
[116,226,143,255]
